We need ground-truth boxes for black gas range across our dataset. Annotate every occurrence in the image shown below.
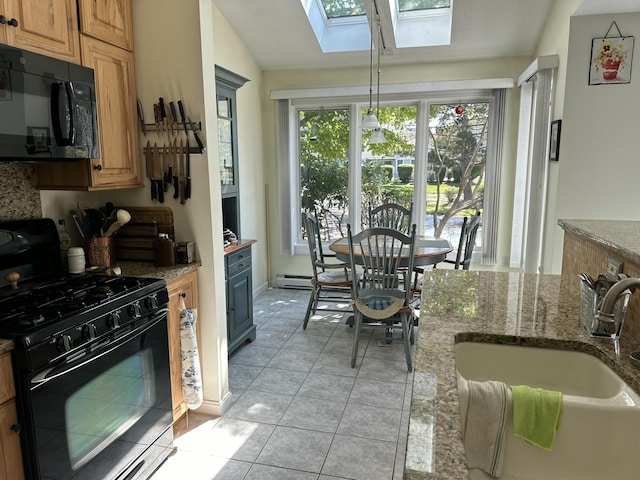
[0,218,173,480]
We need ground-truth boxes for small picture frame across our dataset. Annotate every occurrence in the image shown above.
[549,120,561,162]
[589,22,634,85]
[26,126,51,154]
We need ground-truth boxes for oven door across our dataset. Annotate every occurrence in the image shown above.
[22,310,173,480]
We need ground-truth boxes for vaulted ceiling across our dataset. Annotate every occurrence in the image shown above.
[213,0,640,71]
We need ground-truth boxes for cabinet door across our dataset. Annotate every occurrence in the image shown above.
[4,0,81,63]
[227,267,255,353]
[167,271,199,422]
[78,0,133,51]
[80,35,142,189]
[0,354,14,406]
[0,399,24,480]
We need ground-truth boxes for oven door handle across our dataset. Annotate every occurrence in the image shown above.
[31,308,169,386]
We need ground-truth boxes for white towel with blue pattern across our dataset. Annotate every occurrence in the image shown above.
[180,301,203,410]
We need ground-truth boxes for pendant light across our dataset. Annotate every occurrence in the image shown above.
[368,15,387,144]
[362,0,380,129]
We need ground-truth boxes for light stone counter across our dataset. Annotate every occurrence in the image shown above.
[405,270,640,479]
[558,219,640,266]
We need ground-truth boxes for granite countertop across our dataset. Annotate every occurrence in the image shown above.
[558,219,640,265]
[117,261,200,283]
[405,270,640,479]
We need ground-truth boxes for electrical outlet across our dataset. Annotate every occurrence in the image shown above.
[606,257,623,280]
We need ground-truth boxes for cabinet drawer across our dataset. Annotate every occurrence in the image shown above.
[227,255,252,277]
[226,248,251,267]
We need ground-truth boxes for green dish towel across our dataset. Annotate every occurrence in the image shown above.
[510,385,562,451]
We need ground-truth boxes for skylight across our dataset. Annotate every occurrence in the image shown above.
[397,0,450,13]
[303,0,452,54]
[320,0,366,18]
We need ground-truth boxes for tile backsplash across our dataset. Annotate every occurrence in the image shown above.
[0,163,41,221]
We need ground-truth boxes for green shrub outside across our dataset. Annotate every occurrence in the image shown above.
[397,164,413,183]
[381,165,394,182]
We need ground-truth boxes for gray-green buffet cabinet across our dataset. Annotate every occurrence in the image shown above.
[225,240,257,354]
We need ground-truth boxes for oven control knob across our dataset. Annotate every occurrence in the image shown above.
[129,302,142,319]
[56,335,73,352]
[108,311,121,329]
[145,295,159,310]
[82,323,98,340]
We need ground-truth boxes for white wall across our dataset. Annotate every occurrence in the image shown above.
[211,6,268,293]
[550,12,640,271]
[534,0,584,273]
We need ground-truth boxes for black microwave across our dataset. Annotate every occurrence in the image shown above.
[0,43,100,161]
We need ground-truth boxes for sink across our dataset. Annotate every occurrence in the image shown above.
[455,342,640,480]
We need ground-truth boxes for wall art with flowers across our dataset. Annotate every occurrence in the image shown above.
[589,22,634,85]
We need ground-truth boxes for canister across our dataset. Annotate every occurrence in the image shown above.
[153,233,175,267]
[67,247,86,274]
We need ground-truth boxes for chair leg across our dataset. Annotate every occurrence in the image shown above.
[402,312,413,372]
[351,310,363,368]
[303,285,318,329]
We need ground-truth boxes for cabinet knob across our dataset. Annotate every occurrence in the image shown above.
[93,164,103,171]
[0,15,6,24]
[10,424,21,433]
[7,18,17,27]
[180,292,186,298]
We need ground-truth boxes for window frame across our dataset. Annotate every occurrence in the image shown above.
[276,83,507,264]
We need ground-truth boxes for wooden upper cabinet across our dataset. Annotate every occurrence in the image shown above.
[80,35,141,188]
[2,0,81,63]
[78,0,133,51]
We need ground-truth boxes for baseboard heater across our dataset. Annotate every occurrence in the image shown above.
[275,274,313,289]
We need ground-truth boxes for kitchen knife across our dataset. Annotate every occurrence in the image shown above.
[187,116,205,153]
[169,102,178,136]
[177,100,188,137]
[153,143,164,203]
[136,97,146,135]
[173,140,181,199]
[145,140,157,201]
[185,139,191,200]
[179,140,186,205]
[165,140,174,191]
[153,103,163,135]
[159,97,171,136]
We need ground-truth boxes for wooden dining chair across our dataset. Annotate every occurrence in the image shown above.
[444,211,481,270]
[413,211,481,291]
[347,223,417,371]
[368,202,413,234]
[302,212,352,329]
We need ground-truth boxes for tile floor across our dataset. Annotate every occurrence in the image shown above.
[150,287,416,480]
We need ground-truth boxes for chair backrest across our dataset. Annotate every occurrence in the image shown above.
[304,212,324,276]
[347,224,417,305]
[369,202,413,234]
[452,211,481,270]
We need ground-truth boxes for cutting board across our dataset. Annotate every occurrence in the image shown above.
[113,206,175,261]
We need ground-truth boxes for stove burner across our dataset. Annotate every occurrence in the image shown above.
[16,314,46,329]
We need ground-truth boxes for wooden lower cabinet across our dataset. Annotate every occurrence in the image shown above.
[0,353,23,480]
[166,270,199,422]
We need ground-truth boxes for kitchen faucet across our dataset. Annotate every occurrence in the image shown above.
[596,277,640,323]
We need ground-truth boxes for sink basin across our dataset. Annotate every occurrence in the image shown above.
[455,342,640,480]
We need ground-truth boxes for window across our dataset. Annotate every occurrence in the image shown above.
[286,88,504,265]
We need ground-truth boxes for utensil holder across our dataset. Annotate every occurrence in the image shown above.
[88,237,116,268]
[580,278,631,339]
